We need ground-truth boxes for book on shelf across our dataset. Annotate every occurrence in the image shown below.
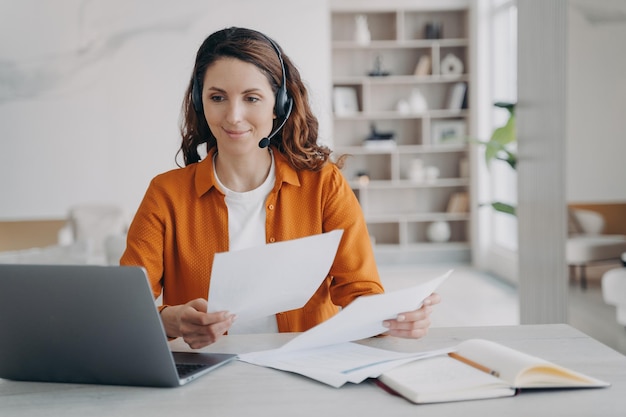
[414,55,431,76]
[376,338,610,405]
[446,82,467,111]
[446,192,469,213]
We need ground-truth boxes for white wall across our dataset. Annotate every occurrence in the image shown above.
[567,2,626,202]
[2,0,623,245]
[0,0,331,221]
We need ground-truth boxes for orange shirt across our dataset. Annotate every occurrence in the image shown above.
[120,147,384,332]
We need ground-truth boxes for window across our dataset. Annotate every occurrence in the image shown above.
[489,0,518,251]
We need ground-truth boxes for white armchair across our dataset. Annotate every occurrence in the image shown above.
[602,253,626,327]
[58,204,128,265]
[567,208,626,289]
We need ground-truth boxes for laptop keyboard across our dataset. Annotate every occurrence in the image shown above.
[176,363,207,378]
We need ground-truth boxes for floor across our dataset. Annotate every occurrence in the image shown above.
[377,261,626,356]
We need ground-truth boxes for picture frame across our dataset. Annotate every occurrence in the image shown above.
[333,87,359,116]
[431,119,466,145]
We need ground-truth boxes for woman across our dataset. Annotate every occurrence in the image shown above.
[120,27,440,349]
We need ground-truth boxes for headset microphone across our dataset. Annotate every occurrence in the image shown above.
[258,99,293,148]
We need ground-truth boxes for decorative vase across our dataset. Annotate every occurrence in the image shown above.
[354,15,371,45]
[396,99,411,114]
[409,88,428,113]
[427,221,451,243]
[408,158,425,182]
[425,166,440,182]
[440,53,464,76]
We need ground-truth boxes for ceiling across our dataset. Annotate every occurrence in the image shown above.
[570,0,626,24]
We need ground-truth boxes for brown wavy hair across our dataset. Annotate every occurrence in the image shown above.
[178,27,337,171]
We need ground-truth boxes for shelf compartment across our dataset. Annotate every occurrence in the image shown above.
[406,219,470,244]
[333,118,423,147]
[332,48,468,79]
[331,12,397,42]
[356,186,467,216]
[402,10,468,41]
[367,82,452,113]
[400,150,469,180]
[439,45,468,74]
[339,153,392,183]
[332,47,428,78]
[367,222,400,245]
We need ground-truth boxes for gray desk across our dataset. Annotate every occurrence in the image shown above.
[2,324,624,416]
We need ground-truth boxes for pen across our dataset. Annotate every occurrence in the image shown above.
[448,352,500,378]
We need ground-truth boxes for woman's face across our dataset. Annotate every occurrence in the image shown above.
[201,57,276,156]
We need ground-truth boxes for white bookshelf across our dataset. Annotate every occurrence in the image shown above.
[330,2,473,261]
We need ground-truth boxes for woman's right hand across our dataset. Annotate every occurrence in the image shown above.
[160,298,236,349]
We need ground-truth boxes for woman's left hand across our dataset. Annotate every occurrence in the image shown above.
[382,293,441,339]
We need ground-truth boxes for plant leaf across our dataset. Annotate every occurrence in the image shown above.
[490,115,515,146]
[491,202,516,216]
[494,101,516,116]
[485,115,516,166]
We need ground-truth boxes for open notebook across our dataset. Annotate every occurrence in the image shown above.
[0,264,236,387]
[376,338,610,404]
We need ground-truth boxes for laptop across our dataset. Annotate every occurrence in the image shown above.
[0,264,236,387]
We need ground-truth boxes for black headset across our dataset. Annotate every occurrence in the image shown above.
[191,32,293,148]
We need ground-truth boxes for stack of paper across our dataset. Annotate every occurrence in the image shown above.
[207,229,451,387]
[238,271,451,387]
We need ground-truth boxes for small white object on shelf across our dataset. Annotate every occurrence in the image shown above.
[396,99,411,114]
[354,14,371,45]
[425,166,440,182]
[427,221,451,243]
[440,53,464,76]
[408,158,425,182]
[409,88,428,113]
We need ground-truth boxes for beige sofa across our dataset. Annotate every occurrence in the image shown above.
[0,204,127,266]
[567,209,626,289]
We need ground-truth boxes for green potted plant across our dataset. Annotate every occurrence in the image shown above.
[478,101,517,216]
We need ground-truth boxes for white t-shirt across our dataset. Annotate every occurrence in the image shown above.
[213,151,279,334]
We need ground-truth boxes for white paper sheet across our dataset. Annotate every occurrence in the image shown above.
[278,270,452,352]
[239,342,453,388]
[207,229,344,322]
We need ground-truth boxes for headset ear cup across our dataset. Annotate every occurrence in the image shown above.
[274,87,289,119]
[192,77,202,113]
